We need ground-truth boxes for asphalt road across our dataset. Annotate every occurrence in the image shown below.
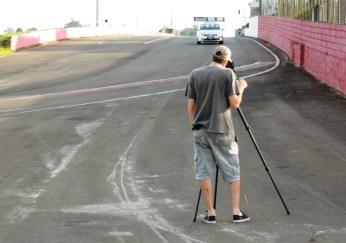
[0,35,345,243]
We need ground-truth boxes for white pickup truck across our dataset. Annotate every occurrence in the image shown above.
[196,23,224,45]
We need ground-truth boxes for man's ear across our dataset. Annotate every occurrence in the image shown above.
[222,59,229,66]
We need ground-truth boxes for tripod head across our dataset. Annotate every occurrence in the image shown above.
[225,60,242,96]
[226,60,235,71]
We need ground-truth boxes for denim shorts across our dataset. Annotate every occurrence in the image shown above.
[193,129,240,183]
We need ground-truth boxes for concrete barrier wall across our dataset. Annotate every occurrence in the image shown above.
[10,27,165,51]
[55,28,67,40]
[11,27,118,50]
[259,16,346,94]
[11,32,40,50]
[39,29,57,43]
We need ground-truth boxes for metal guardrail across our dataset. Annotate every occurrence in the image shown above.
[251,0,346,24]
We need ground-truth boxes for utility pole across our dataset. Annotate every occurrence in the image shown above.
[96,0,99,27]
[170,8,173,28]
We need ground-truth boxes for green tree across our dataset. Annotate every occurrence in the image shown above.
[180,28,196,36]
[16,28,23,33]
[64,19,82,28]
[27,27,38,32]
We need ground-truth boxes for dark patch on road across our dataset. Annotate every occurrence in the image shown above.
[244,39,346,144]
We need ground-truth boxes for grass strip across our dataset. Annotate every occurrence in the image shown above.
[0,47,13,56]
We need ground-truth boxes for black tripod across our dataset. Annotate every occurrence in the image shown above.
[193,165,219,222]
[192,108,290,222]
[236,107,290,215]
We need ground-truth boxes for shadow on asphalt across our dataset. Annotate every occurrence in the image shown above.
[245,38,346,143]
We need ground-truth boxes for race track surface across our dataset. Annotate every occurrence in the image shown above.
[0,35,345,243]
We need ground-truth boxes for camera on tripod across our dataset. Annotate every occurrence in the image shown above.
[226,60,235,70]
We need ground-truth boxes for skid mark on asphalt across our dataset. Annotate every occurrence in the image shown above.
[107,135,136,203]
[220,227,276,243]
[220,223,346,242]
[5,119,105,224]
[50,119,105,178]
[106,94,205,242]
[306,224,346,241]
[294,180,346,214]
[325,146,346,162]
[61,94,206,243]
[108,230,133,243]
[5,189,45,224]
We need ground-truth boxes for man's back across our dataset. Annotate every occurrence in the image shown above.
[189,65,237,134]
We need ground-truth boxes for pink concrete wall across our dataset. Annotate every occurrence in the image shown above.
[56,28,67,40]
[259,16,346,94]
[11,33,40,50]
[11,27,118,51]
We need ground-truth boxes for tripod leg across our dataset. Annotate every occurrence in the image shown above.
[237,107,290,215]
[213,165,219,209]
[193,189,202,222]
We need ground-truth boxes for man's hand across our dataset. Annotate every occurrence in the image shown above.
[236,79,248,94]
[229,79,248,110]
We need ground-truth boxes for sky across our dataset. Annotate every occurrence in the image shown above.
[0,0,251,35]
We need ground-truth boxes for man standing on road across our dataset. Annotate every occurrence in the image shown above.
[187,46,250,224]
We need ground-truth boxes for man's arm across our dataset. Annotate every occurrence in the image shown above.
[229,78,247,110]
[187,98,196,125]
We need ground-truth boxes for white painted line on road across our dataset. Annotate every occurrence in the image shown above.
[0,76,188,102]
[240,37,280,79]
[144,37,171,45]
[0,59,270,102]
[0,40,280,116]
[0,89,185,116]
[235,61,275,71]
[236,62,261,69]
[0,57,278,116]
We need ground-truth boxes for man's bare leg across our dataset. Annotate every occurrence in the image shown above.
[228,180,241,215]
[199,179,216,215]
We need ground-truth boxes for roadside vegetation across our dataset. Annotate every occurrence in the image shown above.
[159,26,174,34]
[0,21,82,56]
[0,28,38,56]
[180,28,197,36]
[0,34,12,55]
[0,47,12,55]
[64,19,82,28]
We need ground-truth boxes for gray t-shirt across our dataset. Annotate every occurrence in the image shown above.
[188,65,238,134]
